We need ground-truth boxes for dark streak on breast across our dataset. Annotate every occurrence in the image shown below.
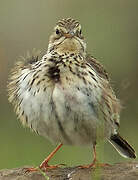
[88,102,97,116]
[48,66,60,82]
[30,78,35,86]
[92,77,98,83]
[88,71,94,77]
[51,98,72,144]
[22,73,30,81]
[25,115,28,124]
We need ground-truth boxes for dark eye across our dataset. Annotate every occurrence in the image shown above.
[56,29,60,35]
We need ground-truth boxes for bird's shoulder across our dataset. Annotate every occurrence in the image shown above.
[85,54,109,80]
[16,49,44,69]
[7,49,45,102]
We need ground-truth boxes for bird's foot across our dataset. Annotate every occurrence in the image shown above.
[78,160,110,169]
[24,162,66,173]
[25,144,64,172]
[24,167,39,173]
[39,161,66,171]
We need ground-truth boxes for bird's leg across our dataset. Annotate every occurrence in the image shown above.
[89,144,97,167]
[79,145,110,169]
[79,145,97,168]
[26,143,63,172]
[39,143,63,169]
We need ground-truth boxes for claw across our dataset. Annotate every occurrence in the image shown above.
[24,167,39,173]
[78,163,96,169]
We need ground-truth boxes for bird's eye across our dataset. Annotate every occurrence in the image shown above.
[56,29,60,35]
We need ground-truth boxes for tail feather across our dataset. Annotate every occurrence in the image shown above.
[108,133,136,159]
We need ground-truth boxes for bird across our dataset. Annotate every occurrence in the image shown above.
[7,18,136,171]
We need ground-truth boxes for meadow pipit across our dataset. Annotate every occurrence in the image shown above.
[7,18,136,170]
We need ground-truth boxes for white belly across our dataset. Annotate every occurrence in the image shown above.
[33,81,104,146]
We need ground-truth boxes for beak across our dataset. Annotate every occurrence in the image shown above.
[64,32,74,38]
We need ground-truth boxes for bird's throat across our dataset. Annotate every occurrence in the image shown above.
[55,38,82,55]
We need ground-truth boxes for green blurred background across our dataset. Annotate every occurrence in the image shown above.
[0,0,138,169]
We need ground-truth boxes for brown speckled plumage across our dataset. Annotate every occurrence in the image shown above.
[7,18,136,170]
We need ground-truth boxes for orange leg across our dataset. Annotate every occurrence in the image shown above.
[79,145,110,169]
[26,143,63,172]
[39,143,63,169]
[79,145,97,168]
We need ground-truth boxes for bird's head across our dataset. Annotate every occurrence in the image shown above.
[47,18,86,57]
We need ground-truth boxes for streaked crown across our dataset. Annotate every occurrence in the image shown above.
[57,18,80,30]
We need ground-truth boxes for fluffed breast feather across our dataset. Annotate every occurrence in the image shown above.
[7,49,121,129]
[7,49,43,126]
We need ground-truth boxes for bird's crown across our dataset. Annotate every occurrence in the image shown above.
[56,18,80,30]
